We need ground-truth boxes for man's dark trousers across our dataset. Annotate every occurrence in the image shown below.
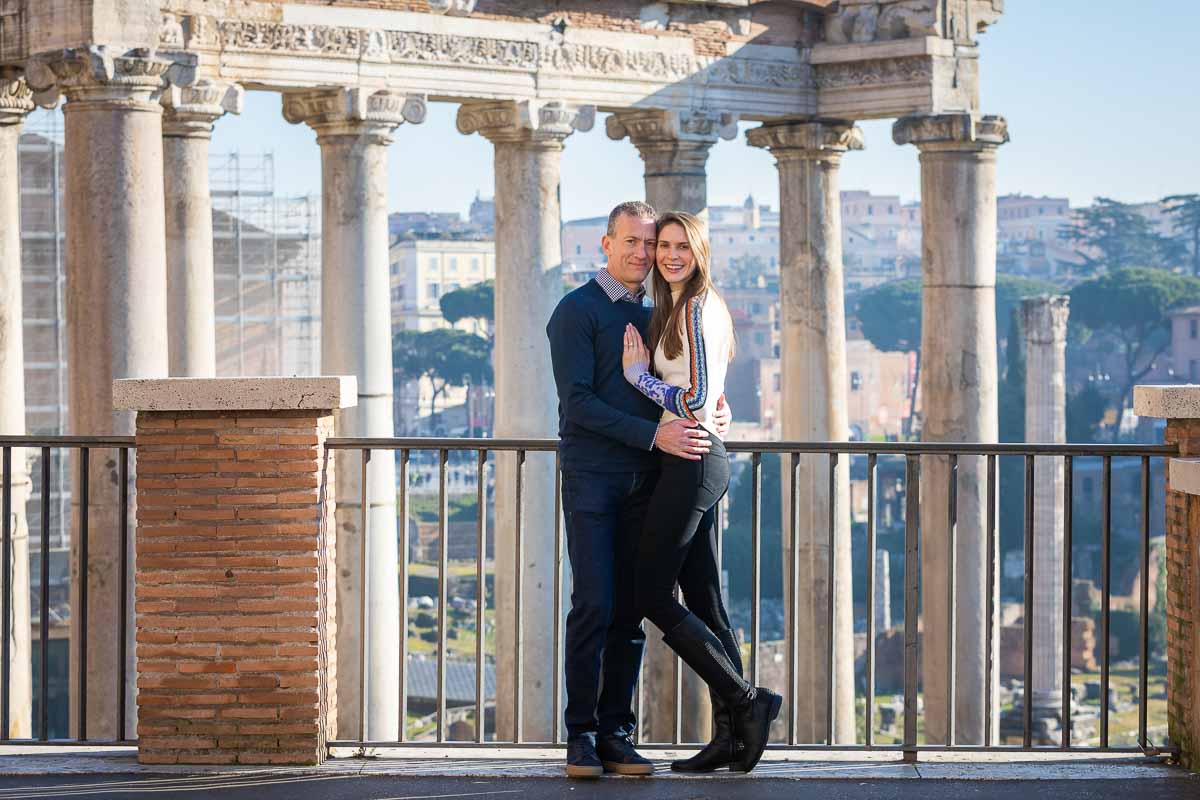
[561,468,657,741]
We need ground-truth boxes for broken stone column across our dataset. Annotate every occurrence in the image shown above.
[0,69,33,739]
[894,112,1009,745]
[875,550,892,635]
[161,81,243,377]
[285,88,425,740]
[458,100,592,742]
[28,46,190,740]
[748,120,863,744]
[607,107,734,743]
[1023,295,1069,743]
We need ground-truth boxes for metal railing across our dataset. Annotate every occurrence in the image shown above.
[0,434,1178,760]
[326,437,1178,758]
[0,435,136,745]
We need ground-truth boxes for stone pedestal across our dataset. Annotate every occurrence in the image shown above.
[607,107,733,743]
[0,70,33,739]
[748,120,862,744]
[161,81,243,378]
[457,100,591,742]
[284,88,424,741]
[1022,295,1069,741]
[115,376,353,765]
[28,45,191,741]
[894,112,1008,745]
[1134,385,1200,769]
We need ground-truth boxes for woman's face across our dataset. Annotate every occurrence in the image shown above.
[655,223,696,286]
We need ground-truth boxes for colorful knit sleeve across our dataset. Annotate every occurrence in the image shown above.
[623,296,709,421]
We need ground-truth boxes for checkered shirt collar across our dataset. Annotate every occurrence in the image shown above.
[597,267,646,305]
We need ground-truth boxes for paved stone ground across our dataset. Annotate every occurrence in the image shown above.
[0,747,1191,799]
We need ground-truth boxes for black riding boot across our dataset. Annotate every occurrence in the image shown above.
[670,628,744,772]
[661,614,781,773]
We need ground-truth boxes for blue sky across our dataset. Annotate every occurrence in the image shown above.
[194,1,1197,221]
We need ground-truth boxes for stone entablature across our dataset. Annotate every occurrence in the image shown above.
[3,0,999,121]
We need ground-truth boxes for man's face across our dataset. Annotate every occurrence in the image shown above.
[601,213,656,290]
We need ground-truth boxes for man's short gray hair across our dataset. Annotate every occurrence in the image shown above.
[606,201,657,236]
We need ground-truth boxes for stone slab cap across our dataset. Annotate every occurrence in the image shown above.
[1133,384,1200,419]
[1169,458,1200,497]
[113,376,358,411]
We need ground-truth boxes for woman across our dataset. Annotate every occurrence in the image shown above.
[621,211,781,773]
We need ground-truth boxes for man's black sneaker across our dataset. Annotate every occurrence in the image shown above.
[596,733,654,776]
[566,736,604,778]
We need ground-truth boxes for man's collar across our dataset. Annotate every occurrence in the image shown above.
[597,267,646,304]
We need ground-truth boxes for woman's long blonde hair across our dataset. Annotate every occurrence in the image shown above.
[647,211,734,368]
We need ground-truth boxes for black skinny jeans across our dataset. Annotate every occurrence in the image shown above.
[635,438,733,636]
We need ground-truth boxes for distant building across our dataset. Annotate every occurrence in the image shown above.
[390,237,496,435]
[1170,306,1200,383]
[996,194,1081,278]
[389,194,495,240]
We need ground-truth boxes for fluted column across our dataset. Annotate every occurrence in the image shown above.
[27,44,195,740]
[0,70,34,739]
[457,100,592,742]
[606,107,734,743]
[285,87,425,741]
[748,120,862,744]
[161,81,243,377]
[1023,295,1069,742]
[894,112,1009,745]
[607,108,735,216]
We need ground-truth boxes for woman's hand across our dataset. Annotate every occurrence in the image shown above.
[622,323,651,383]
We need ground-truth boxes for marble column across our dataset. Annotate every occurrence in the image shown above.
[1023,295,1069,742]
[606,107,734,743]
[893,112,1009,745]
[457,100,592,742]
[285,88,425,741]
[27,46,192,740]
[0,70,34,739]
[161,81,243,377]
[748,120,862,744]
[606,108,736,216]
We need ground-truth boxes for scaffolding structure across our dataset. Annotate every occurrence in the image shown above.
[209,152,321,378]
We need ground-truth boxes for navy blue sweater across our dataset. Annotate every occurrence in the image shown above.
[546,279,660,472]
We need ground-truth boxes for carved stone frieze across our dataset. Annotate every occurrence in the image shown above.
[457,100,594,146]
[822,0,1003,45]
[428,0,478,15]
[161,80,244,138]
[892,112,1008,149]
[159,14,809,90]
[606,108,738,146]
[0,69,34,126]
[746,120,864,163]
[25,45,196,108]
[813,56,932,90]
[284,88,426,142]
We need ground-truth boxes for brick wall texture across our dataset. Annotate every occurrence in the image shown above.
[1164,420,1200,769]
[133,410,337,766]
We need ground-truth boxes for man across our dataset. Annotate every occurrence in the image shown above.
[546,201,730,777]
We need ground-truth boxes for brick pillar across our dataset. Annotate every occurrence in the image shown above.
[114,376,356,766]
[1134,385,1200,768]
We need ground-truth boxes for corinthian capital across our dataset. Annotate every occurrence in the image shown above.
[25,46,197,108]
[1020,295,1070,346]
[161,80,244,138]
[606,108,738,147]
[746,119,864,162]
[456,100,594,147]
[893,113,1009,151]
[283,87,425,143]
[0,70,35,127]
